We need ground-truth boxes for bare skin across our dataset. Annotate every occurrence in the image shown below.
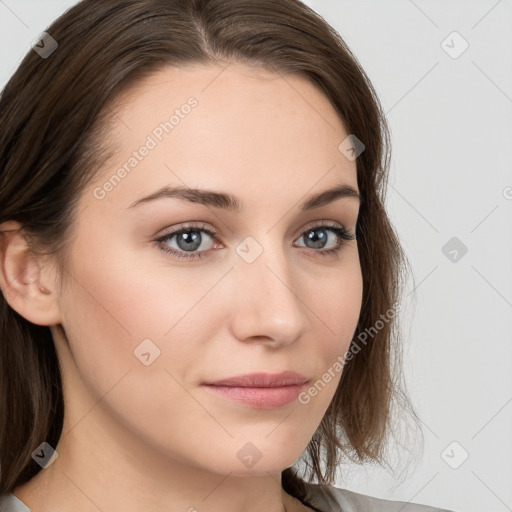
[0,61,362,512]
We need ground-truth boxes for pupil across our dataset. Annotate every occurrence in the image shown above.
[307,228,326,249]
[178,231,201,251]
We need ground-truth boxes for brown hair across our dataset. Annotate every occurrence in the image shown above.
[0,0,420,502]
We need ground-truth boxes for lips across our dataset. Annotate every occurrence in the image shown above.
[201,371,309,409]
[202,371,308,387]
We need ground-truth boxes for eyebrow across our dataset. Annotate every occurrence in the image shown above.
[128,183,361,212]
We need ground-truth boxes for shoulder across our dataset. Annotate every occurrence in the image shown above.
[0,493,32,512]
[301,481,457,512]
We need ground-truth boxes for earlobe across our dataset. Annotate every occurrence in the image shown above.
[0,220,62,326]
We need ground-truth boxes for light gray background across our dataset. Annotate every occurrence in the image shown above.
[1,1,511,512]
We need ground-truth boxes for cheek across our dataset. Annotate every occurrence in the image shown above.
[61,233,218,360]
[57,238,224,414]
[308,253,363,349]
[57,251,214,455]
[301,255,363,400]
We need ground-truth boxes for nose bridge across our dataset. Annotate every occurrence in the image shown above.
[228,232,310,345]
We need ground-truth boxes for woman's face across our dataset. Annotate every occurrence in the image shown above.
[50,62,363,477]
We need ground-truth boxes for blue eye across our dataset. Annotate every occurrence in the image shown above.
[295,224,356,256]
[154,222,217,260]
[154,222,356,261]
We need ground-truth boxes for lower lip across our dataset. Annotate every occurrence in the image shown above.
[202,384,306,409]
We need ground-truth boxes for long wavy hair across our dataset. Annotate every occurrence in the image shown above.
[0,0,421,502]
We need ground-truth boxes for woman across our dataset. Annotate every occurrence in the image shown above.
[0,1,457,511]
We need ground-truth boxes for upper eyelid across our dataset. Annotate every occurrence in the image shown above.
[155,222,354,254]
[157,220,351,239]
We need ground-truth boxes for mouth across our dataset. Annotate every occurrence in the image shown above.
[201,371,309,409]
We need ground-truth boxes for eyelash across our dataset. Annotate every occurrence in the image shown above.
[153,222,356,261]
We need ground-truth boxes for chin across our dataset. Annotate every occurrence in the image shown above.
[218,448,302,477]
[228,464,290,477]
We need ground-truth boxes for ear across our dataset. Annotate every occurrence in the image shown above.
[0,220,62,326]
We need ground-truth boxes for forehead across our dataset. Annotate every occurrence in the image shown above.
[84,62,358,213]
[112,61,342,126]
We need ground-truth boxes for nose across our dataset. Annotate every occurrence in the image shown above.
[228,243,311,348]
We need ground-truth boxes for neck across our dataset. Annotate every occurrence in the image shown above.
[13,405,307,512]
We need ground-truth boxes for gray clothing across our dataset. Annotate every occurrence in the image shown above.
[0,481,457,511]
[301,481,456,512]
